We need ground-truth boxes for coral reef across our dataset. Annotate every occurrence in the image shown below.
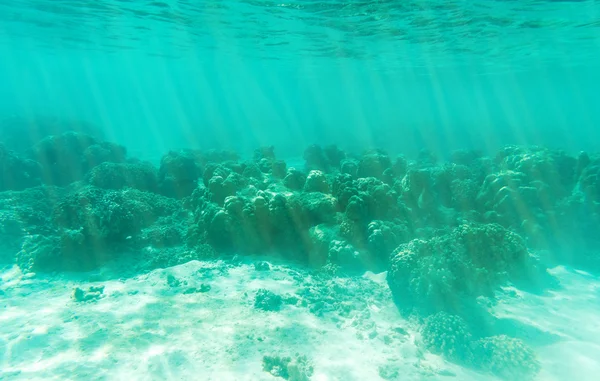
[1,138,597,277]
[3,135,598,380]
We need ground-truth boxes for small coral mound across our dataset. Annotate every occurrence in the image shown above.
[262,354,313,381]
[72,285,105,302]
[0,144,41,191]
[471,335,540,380]
[30,131,126,186]
[420,312,473,363]
[387,223,543,315]
[158,150,203,198]
[87,161,159,192]
[254,289,283,311]
[16,234,63,272]
[420,313,540,380]
[304,170,329,193]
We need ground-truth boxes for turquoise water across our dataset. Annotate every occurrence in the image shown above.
[1,0,599,158]
[1,1,600,380]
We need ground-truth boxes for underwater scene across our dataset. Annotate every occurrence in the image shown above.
[1,0,600,380]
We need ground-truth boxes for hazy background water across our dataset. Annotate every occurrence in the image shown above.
[0,0,599,161]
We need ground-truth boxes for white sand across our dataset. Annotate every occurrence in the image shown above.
[0,260,599,381]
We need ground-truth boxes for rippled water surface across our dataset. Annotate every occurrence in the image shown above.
[2,0,599,70]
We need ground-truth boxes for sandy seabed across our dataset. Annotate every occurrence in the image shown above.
[1,259,599,381]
